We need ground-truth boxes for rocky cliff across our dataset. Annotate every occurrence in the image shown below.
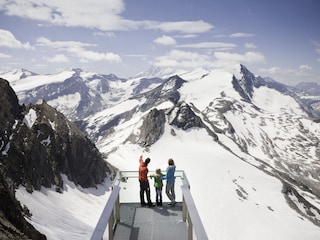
[0,78,110,239]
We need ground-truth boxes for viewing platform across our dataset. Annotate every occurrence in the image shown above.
[90,171,208,240]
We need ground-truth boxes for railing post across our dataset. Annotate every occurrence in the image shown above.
[90,186,121,240]
[115,194,120,222]
[108,208,114,240]
[181,184,209,240]
[182,195,187,221]
[187,215,193,240]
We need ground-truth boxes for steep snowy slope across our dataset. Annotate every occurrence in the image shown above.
[5,64,320,239]
[90,65,320,239]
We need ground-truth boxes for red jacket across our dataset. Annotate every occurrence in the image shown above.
[139,156,148,182]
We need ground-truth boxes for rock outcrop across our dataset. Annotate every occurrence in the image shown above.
[0,78,109,239]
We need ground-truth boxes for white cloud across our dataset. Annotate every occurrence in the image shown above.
[211,51,265,70]
[245,43,257,49]
[177,42,237,50]
[260,65,313,76]
[93,32,116,38]
[230,33,256,38]
[37,37,121,63]
[260,66,283,75]
[298,64,312,71]
[214,51,265,64]
[0,29,32,49]
[0,1,213,34]
[78,50,121,63]
[174,34,198,39]
[153,20,214,34]
[45,54,69,63]
[154,35,176,46]
[259,64,314,82]
[152,49,210,68]
[0,53,11,58]
[152,49,266,70]
[37,37,95,49]
[0,0,138,31]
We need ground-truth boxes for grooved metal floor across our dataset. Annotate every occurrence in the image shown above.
[113,202,188,240]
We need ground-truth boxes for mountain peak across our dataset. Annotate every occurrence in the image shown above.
[0,66,37,81]
[231,64,266,101]
[133,65,185,79]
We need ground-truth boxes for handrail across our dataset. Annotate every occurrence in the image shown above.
[90,170,208,240]
[90,186,120,240]
[181,184,209,240]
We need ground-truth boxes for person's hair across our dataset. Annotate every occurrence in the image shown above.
[168,158,174,165]
[145,158,150,165]
[155,168,161,174]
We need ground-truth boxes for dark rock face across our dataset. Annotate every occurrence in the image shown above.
[138,108,166,147]
[168,102,204,130]
[0,78,109,239]
[0,79,23,130]
[0,79,47,239]
[232,64,266,102]
[231,65,320,118]
[133,75,186,112]
[3,100,108,192]
[0,172,46,240]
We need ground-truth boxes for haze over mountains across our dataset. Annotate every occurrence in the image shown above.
[1,64,320,239]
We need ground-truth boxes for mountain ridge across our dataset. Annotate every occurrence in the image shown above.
[0,78,112,239]
[2,65,320,120]
[1,65,320,239]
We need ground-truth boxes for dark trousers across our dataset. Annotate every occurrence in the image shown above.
[155,187,163,205]
[140,181,152,205]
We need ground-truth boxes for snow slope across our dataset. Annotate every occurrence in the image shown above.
[16,125,320,240]
[16,175,112,240]
[12,66,320,239]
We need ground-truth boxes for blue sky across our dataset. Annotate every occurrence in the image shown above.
[0,0,319,85]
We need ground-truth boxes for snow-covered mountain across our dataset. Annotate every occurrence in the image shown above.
[0,78,110,239]
[1,65,320,239]
[294,82,320,117]
[0,67,167,121]
[1,66,320,122]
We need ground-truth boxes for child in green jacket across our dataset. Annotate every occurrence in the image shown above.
[150,168,165,206]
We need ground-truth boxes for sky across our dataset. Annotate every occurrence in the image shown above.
[0,0,319,86]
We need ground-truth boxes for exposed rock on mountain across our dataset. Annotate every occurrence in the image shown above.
[2,98,108,192]
[0,78,109,239]
[137,108,166,147]
[0,170,47,240]
[233,65,320,118]
[89,65,320,229]
[294,82,320,118]
[133,75,186,112]
[295,82,320,95]
[168,102,204,130]
[1,65,320,239]
[232,64,265,101]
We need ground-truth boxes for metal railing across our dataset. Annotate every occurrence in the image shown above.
[90,170,208,240]
[90,185,120,240]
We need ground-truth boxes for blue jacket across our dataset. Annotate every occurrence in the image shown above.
[165,165,176,184]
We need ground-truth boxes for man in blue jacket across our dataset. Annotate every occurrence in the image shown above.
[165,158,176,206]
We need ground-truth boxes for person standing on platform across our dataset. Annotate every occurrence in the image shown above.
[138,155,155,207]
[165,158,176,207]
[150,168,165,206]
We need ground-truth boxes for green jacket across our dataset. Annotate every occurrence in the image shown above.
[150,173,165,188]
